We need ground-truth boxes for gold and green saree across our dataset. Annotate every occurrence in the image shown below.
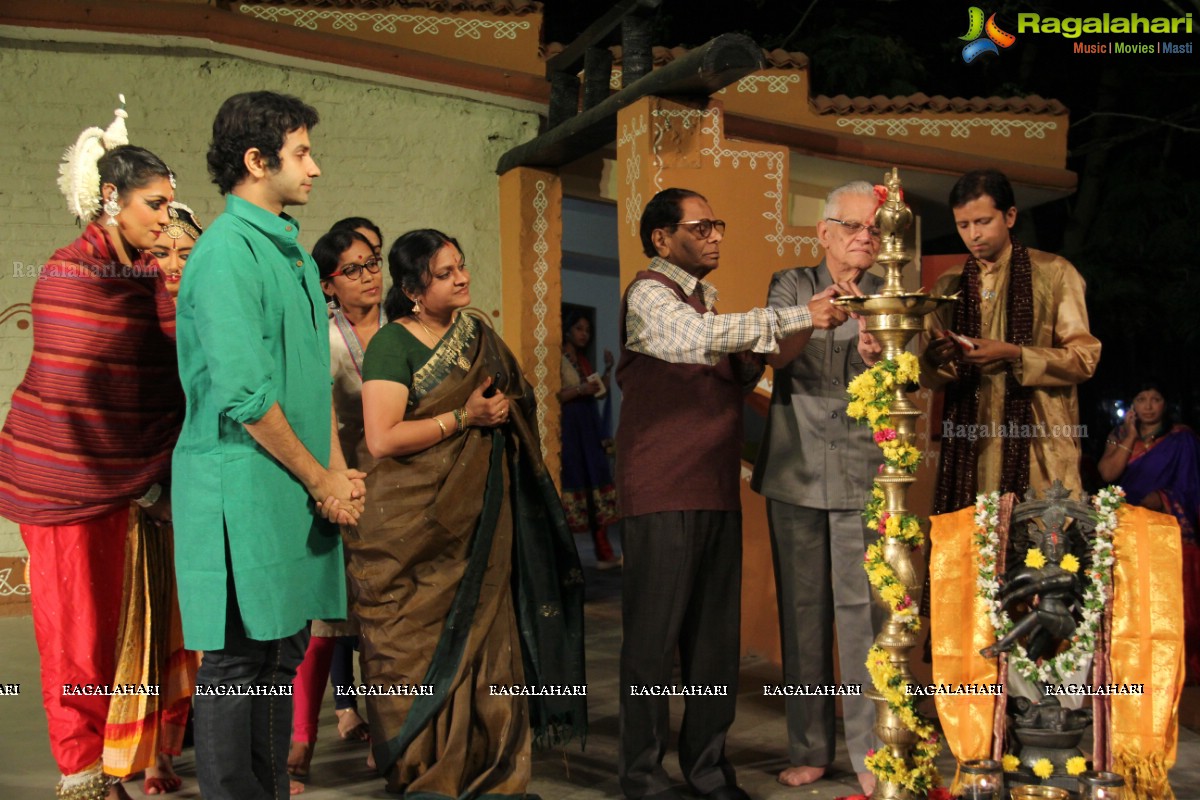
[348,313,586,799]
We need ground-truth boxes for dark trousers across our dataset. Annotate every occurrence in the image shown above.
[330,636,359,711]
[619,510,742,799]
[194,595,309,800]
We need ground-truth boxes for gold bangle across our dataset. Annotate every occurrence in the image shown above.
[460,406,469,431]
[1116,443,1132,454]
[435,416,448,439]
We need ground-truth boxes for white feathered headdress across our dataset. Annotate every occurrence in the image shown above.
[57,94,130,222]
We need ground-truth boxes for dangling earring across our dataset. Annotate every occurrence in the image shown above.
[103,194,121,227]
[411,299,421,315]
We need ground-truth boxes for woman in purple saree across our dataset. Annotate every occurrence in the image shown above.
[1100,382,1200,682]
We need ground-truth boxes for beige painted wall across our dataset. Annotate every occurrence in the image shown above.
[0,39,538,556]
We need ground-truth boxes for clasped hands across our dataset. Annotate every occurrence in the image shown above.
[311,469,367,526]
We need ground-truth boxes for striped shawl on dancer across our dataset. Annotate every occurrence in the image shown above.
[0,222,182,525]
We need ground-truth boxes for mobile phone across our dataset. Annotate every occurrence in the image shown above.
[482,371,503,398]
[945,330,978,352]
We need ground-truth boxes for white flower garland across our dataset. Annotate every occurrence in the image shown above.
[974,487,1122,684]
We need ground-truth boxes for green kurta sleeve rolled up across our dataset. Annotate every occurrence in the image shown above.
[173,194,346,651]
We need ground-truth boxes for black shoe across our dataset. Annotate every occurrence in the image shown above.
[703,786,752,800]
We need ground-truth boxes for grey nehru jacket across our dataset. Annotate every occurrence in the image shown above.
[750,262,885,510]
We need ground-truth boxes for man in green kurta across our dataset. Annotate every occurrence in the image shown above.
[173,91,365,800]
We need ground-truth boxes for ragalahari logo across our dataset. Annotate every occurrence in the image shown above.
[959,7,1017,62]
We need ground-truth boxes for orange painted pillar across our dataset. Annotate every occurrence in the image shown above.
[498,167,564,481]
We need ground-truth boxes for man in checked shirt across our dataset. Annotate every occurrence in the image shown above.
[614,187,855,800]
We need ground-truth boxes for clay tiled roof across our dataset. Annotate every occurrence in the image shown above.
[812,93,1068,116]
[543,42,1063,115]
[542,43,810,70]
[248,0,541,14]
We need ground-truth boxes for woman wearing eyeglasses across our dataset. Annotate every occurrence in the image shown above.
[287,225,386,790]
[318,227,386,545]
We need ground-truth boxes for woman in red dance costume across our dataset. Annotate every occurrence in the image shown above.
[0,98,183,800]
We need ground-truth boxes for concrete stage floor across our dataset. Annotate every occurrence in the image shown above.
[2,537,1197,799]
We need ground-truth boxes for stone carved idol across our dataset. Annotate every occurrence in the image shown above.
[982,483,1094,661]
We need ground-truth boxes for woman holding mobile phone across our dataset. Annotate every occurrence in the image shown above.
[1099,381,1200,683]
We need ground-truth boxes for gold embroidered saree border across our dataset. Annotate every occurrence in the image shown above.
[410,313,478,402]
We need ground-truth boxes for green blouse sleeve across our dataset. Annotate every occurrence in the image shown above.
[362,322,432,387]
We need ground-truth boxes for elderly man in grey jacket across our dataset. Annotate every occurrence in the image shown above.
[750,180,887,796]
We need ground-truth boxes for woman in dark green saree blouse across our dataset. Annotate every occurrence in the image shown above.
[352,229,586,798]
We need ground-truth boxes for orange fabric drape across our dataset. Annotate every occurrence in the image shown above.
[1108,505,1184,800]
[929,504,1000,761]
[929,501,1185,800]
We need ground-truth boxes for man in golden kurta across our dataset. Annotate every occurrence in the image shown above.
[925,174,1181,799]
[922,169,1101,514]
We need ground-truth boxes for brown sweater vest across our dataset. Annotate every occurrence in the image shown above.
[614,270,745,517]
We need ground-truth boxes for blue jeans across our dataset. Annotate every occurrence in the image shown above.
[194,604,308,800]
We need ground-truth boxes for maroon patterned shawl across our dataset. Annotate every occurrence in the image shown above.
[0,223,183,525]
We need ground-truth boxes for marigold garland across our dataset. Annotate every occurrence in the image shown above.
[974,487,1123,684]
[846,352,922,473]
[864,741,942,795]
[865,646,941,792]
[850,353,940,791]
[854,357,926,628]
[863,539,919,630]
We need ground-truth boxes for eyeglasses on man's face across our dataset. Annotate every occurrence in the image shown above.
[825,217,882,239]
[330,257,382,280]
[672,218,726,239]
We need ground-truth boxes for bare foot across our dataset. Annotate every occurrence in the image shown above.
[143,752,182,794]
[289,778,306,795]
[777,765,826,786]
[366,742,376,772]
[335,707,370,741]
[858,771,877,796]
[287,740,313,778]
